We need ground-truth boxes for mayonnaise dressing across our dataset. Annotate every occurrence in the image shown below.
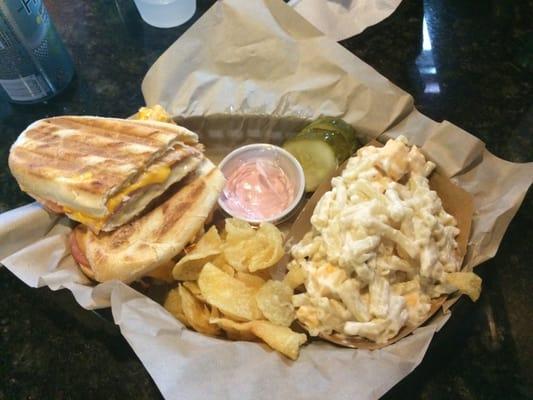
[290,136,464,343]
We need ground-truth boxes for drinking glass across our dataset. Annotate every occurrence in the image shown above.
[133,0,196,28]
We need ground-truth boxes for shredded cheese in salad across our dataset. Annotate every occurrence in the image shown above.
[290,136,481,343]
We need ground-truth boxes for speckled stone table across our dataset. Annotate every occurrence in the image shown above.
[0,0,531,399]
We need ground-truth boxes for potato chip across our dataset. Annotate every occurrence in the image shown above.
[248,223,284,272]
[163,288,190,328]
[222,219,252,272]
[224,220,285,273]
[250,321,307,360]
[198,263,263,321]
[236,272,266,290]
[211,254,236,277]
[219,263,237,276]
[210,305,221,320]
[210,318,306,359]
[210,253,227,267]
[209,317,257,341]
[224,218,255,243]
[173,226,222,281]
[223,243,249,272]
[182,281,204,302]
[256,280,295,327]
[195,226,223,252]
[445,272,482,301]
[246,244,275,272]
[178,285,221,336]
[283,261,306,289]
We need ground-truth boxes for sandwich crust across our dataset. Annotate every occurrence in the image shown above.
[72,161,225,283]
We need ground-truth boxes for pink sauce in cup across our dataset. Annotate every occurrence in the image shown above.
[222,158,294,220]
[217,144,304,224]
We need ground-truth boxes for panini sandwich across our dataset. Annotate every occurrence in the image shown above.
[70,160,225,282]
[9,116,203,233]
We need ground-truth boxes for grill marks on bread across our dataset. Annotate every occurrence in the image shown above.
[156,177,206,239]
[9,116,200,199]
[72,166,225,283]
[96,170,209,249]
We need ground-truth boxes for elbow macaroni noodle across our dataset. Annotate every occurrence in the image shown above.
[290,136,480,343]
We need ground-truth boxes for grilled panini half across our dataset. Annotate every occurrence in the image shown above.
[9,116,203,233]
[70,160,225,283]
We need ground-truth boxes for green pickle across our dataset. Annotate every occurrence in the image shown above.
[283,117,360,192]
[302,117,358,153]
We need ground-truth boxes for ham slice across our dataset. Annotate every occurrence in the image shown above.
[69,230,90,270]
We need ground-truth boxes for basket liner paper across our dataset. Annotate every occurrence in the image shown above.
[1,1,532,399]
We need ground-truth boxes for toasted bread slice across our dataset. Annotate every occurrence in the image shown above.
[9,116,202,232]
[72,160,225,283]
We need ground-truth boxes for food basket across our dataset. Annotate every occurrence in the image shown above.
[1,1,531,399]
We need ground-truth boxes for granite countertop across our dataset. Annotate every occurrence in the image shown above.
[0,0,531,398]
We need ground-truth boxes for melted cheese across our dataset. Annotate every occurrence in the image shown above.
[106,165,171,213]
[66,165,171,230]
[67,210,106,231]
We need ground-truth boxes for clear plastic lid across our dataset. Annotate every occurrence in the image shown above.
[218,144,305,225]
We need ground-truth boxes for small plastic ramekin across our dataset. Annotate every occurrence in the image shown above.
[217,143,305,225]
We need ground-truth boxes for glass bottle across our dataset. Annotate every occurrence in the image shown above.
[0,0,74,104]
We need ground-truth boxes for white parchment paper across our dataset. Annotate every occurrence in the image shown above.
[1,1,532,399]
[290,0,403,41]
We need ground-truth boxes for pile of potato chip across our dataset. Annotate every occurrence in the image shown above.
[163,219,307,360]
